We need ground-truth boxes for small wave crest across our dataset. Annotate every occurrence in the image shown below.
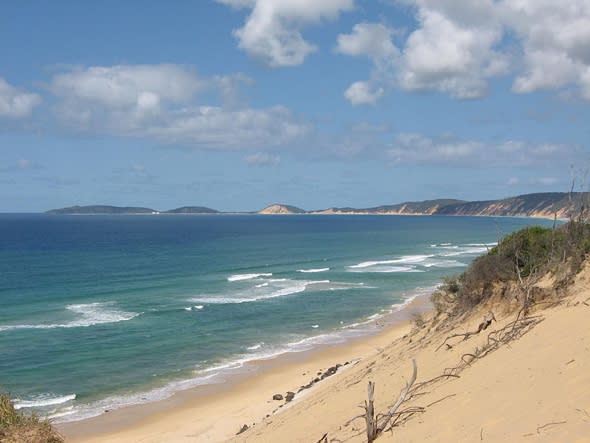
[14,394,76,410]
[190,279,330,305]
[297,267,330,273]
[0,303,139,332]
[227,273,272,282]
[349,255,433,270]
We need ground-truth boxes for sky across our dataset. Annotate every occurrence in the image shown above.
[1,0,590,212]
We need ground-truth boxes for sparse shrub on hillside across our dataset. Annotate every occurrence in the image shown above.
[432,221,590,317]
[0,393,64,443]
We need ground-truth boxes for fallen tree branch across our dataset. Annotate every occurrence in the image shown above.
[435,312,496,351]
[536,420,567,434]
[375,359,417,435]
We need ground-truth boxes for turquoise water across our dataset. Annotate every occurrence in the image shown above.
[0,214,552,421]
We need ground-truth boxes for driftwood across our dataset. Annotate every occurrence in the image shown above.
[436,312,496,351]
[365,382,376,442]
[361,360,419,442]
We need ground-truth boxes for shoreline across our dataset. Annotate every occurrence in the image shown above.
[58,294,433,442]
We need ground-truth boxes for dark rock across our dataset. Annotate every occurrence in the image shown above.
[237,424,249,435]
[285,391,295,402]
[272,393,284,401]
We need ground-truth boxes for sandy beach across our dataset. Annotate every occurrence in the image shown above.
[58,262,590,442]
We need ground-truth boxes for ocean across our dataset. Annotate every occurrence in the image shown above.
[0,214,553,422]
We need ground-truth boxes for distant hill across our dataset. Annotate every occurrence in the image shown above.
[257,204,306,214]
[45,193,584,219]
[165,206,219,214]
[46,205,157,215]
[312,199,465,215]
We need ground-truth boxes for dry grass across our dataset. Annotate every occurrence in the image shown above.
[0,393,64,443]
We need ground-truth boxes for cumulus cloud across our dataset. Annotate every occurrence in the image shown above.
[343,81,384,105]
[388,133,583,167]
[49,64,309,149]
[502,0,590,97]
[0,78,41,118]
[338,0,590,101]
[399,5,506,98]
[217,0,354,67]
[336,23,399,104]
[51,64,199,113]
[245,152,281,167]
[144,105,308,149]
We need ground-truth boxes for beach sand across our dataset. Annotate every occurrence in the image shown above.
[59,268,590,442]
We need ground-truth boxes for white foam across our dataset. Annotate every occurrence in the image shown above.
[441,246,489,257]
[297,267,330,273]
[227,273,272,282]
[194,305,204,310]
[246,342,264,351]
[349,255,433,269]
[422,259,467,268]
[190,279,329,305]
[14,394,76,410]
[348,265,424,273]
[0,303,139,332]
[311,324,319,328]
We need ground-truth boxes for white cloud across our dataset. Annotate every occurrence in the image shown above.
[399,5,506,98]
[339,0,590,101]
[343,81,384,105]
[388,133,583,167]
[50,64,200,110]
[501,0,590,97]
[0,78,41,118]
[49,64,309,149]
[336,23,399,104]
[336,22,399,59]
[144,105,309,149]
[245,152,281,167]
[218,0,354,67]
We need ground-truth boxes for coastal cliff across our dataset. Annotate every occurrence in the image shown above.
[312,192,583,218]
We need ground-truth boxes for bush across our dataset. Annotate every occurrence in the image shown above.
[0,393,64,443]
[432,221,590,316]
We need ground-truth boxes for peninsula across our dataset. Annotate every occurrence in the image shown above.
[46,192,586,219]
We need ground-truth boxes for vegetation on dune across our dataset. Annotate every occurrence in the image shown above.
[0,393,63,443]
[432,221,590,317]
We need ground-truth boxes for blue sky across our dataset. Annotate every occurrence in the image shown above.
[1,0,590,212]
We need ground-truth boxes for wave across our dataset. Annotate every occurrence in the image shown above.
[422,259,467,268]
[14,394,76,410]
[297,267,330,273]
[227,273,272,282]
[246,342,264,351]
[190,279,331,305]
[0,303,139,332]
[441,246,490,257]
[349,255,433,269]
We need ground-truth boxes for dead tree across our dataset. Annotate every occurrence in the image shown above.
[363,360,418,442]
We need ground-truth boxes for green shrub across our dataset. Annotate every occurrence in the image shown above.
[432,221,590,316]
[0,393,64,443]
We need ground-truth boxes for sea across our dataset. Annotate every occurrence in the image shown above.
[0,213,554,423]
